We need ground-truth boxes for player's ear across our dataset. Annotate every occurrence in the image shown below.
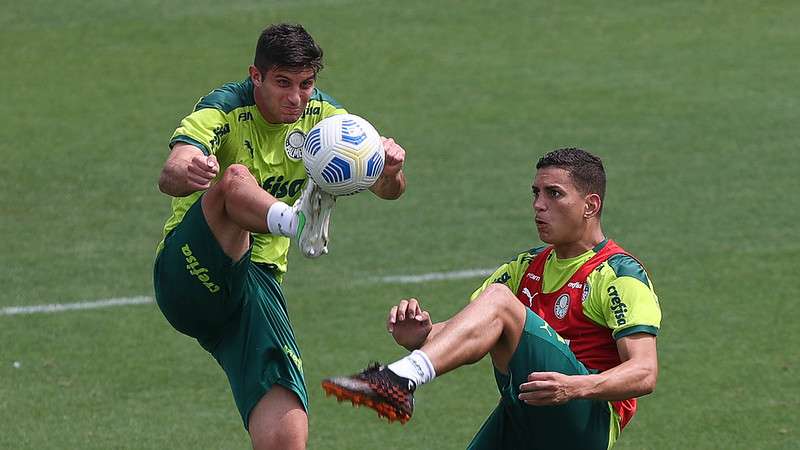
[249,65,263,87]
[584,193,602,218]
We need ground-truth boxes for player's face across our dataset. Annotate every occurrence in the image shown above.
[251,66,316,124]
[531,167,588,245]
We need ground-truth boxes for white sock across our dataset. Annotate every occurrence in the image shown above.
[387,350,436,387]
[266,201,297,237]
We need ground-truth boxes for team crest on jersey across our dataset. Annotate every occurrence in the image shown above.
[285,129,306,161]
[554,294,570,319]
[581,281,591,303]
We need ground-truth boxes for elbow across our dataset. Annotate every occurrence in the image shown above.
[157,174,168,195]
[158,171,186,197]
[158,172,173,196]
[370,186,404,200]
[379,189,403,200]
[639,367,658,396]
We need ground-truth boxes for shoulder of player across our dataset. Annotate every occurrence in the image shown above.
[594,253,651,287]
[193,78,255,114]
[501,245,548,275]
[483,245,547,285]
[308,87,344,109]
[520,245,548,263]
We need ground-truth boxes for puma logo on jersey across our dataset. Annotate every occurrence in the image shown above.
[244,139,254,158]
[527,273,541,281]
[521,287,537,307]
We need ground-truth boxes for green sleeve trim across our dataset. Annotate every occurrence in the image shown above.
[170,135,210,155]
[311,88,343,108]
[195,78,255,113]
[607,254,650,286]
[592,238,609,252]
[613,325,659,339]
[518,245,548,264]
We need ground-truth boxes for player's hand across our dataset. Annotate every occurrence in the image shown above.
[518,372,576,406]
[187,154,219,190]
[387,298,432,351]
[380,137,405,178]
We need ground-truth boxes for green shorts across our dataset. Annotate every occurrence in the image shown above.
[153,197,306,429]
[467,309,614,450]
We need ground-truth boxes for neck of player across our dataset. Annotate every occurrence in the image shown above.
[552,227,606,259]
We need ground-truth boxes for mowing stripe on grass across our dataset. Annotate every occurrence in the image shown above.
[0,268,495,316]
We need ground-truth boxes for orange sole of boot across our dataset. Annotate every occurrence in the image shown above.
[321,380,411,424]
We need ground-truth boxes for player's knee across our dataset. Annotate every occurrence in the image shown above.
[480,283,524,316]
[482,283,517,304]
[220,164,256,192]
[248,387,307,450]
[251,426,306,450]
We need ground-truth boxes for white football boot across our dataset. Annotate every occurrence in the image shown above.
[294,179,336,258]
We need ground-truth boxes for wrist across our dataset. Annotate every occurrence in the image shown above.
[572,374,600,400]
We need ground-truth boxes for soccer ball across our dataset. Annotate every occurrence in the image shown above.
[302,114,385,196]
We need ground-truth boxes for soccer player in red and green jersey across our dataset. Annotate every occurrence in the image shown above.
[153,24,406,450]
[323,147,660,449]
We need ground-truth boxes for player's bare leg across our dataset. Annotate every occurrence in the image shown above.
[202,163,333,259]
[202,164,276,261]
[248,385,308,450]
[322,284,527,422]
[420,283,527,375]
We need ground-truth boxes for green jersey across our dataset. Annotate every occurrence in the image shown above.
[159,78,347,273]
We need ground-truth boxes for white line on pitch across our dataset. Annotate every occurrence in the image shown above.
[0,268,495,316]
[375,268,494,284]
[0,296,153,316]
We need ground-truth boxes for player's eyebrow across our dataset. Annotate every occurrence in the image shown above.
[532,183,564,192]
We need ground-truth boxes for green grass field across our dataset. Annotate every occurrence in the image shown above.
[2,0,798,448]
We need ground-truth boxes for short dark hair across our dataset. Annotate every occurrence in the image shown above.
[254,24,324,74]
[536,147,606,207]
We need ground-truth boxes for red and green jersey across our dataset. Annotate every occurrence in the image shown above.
[158,77,347,273]
[471,239,661,429]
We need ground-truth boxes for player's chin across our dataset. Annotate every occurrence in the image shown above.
[280,109,303,123]
[279,114,302,123]
[538,232,562,246]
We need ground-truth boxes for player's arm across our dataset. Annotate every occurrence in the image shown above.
[518,333,657,404]
[158,143,219,197]
[525,335,657,403]
[519,269,661,405]
[369,137,406,200]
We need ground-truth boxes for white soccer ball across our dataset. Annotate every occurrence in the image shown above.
[302,114,385,196]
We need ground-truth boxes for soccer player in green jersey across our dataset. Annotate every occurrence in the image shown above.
[323,148,659,449]
[153,24,406,449]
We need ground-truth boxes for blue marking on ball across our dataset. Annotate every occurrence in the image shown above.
[305,128,322,156]
[321,156,352,184]
[339,120,367,146]
[366,151,384,178]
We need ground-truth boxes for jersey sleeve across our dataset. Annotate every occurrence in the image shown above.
[469,250,539,301]
[170,107,230,155]
[585,259,661,339]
